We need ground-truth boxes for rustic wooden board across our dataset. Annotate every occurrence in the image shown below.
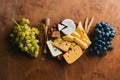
[0,0,120,80]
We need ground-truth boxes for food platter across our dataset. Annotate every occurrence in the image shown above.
[0,0,120,80]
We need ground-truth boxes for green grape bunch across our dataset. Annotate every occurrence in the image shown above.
[10,18,40,57]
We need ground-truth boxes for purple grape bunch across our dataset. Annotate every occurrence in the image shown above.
[89,21,115,56]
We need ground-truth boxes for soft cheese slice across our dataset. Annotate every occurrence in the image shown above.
[58,24,65,31]
[46,40,63,57]
[63,45,83,64]
[61,19,76,30]
[61,27,73,35]
[61,19,76,34]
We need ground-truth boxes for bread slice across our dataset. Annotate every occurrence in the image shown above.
[53,38,71,52]
[63,45,83,64]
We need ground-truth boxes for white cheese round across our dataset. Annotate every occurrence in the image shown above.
[61,19,76,34]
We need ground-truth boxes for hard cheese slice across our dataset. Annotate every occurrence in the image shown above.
[53,38,71,52]
[63,45,83,64]
[46,40,62,57]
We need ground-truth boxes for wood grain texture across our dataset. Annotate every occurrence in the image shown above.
[0,0,120,80]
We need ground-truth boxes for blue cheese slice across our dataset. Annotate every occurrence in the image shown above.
[46,40,63,57]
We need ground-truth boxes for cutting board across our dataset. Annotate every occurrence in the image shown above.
[0,0,120,80]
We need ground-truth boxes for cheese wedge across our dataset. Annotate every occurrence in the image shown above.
[63,45,82,64]
[74,37,88,49]
[76,22,89,40]
[75,21,91,48]
[63,34,74,42]
[71,31,81,38]
[82,37,91,46]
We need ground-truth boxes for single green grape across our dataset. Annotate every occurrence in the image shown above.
[32,28,39,34]
[70,42,76,49]
[21,32,25,38]
[31,46,35,52]
[24,24,29,30]
[25,36,30,40]
[34,51,39,57]
[36,39,39,42]
[20,36,24,41]
[26,40,31,43]
[19,43,23,48]
[15,37,19,42]
[24,46,28,51]
[10,33,14,37]
[27,43,32,49]
[25,31,30,36]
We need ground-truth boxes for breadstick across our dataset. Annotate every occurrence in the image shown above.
[44,18,50,53]
[84,17,89,33]
[86,17,94,33]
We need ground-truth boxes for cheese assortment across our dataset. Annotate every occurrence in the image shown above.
[46,19,92,64]
[10,18,115,60]
[63,22,91,49]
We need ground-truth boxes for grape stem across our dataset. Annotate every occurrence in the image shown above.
[12,18,19,26]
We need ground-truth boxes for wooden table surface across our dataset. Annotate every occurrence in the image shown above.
[0,0,120,80]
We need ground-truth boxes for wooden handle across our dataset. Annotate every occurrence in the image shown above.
[44,18,50,54]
